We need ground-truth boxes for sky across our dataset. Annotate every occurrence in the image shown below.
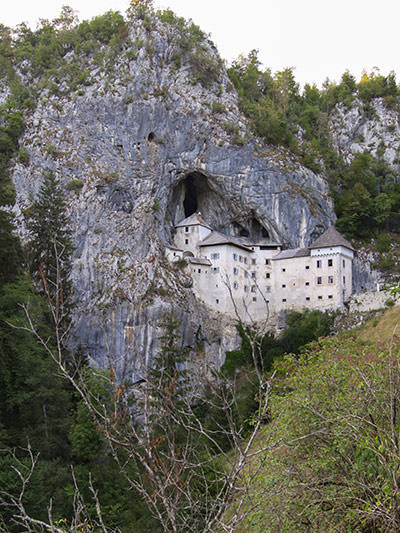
[2,0,400,89]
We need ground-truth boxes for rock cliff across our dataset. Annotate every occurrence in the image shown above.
[7,14,339,375]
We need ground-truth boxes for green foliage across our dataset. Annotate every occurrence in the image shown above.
[25,171,73,311]
[211,100,225,113]
[223,310,333,376]
[66,179,84,192]
[241,335,400,532]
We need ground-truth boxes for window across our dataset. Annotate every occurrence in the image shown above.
[184,226,190,233]
[239,256,243,263]
[343,259,346,268]
[266,286,271,292]
[233,281,238,289]
[305,282,310,286]
[211,253,220,260]
[251,258,256,265]
[317,276,322,285]
[265,259,270,265]
[306,297,310,301]
[252,297,257,302]
[318,296,323,300]
[251,272,256,279]
[305,265,310,269]
[316,260,322,268]
[282,268,286,272]
[211,267,219,273]
[243,257,248,264]
[266,273,270,279]
[328,295,333,299]
[282,284,286,288]
[216,299,219,304]
[328,275,334,284]
[233,267,238,275]
[343,276,346,284]
[185,239,189,245]
[251,286,256,293]
[282,298,287,302]
[244,271,249,278]
[244,285,249,292]
[198,269,201,273]
[328,259,333,267]
[233,253,237,261]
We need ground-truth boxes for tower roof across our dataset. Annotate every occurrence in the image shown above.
[309,226,354,251]
[176,212,212,230]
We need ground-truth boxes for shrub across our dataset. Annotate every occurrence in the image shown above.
[67,179,83,192]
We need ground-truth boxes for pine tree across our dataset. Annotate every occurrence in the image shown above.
[26,171,73,307]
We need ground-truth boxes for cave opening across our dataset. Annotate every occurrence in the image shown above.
[170,171,232,230]
[233,217,270,241]
[183,174,198,217]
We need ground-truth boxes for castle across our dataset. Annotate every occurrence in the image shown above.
[167,213,354,322]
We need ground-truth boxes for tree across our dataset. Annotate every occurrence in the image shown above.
[26,171,72,311]
[6,268,277,532]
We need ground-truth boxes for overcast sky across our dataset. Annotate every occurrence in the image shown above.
[2,0,400,89]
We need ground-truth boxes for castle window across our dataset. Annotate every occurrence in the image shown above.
[317,277,322,285]
[198,269,201,273]
[251,258,256,265]
[233,281,238,289]
[251,272,256,279]
[251,286,256,293]
[185,239,189,245]
[305,265,310,270]
[343,259,346,267]
[305,282,310,286]
[328,295,333,299]
[253,297,257,302]
[184,226,190,233]
[233,253,237,261]
[306,297,310,301]
[216,299,219,304]
[282,268,286,272]
[243,257,248,264]
[328,259,333,267]
[316,260,322,268]
[211,253,220,260]
[265,259,270,265]
[266,273,270,279]
[245,271,249,278]
[266,286,271,292]
[244,285,249,292]
[233,267,238,275]
[318,296,323,300]
[343,276,346,284]
[282,298,287,302]
[282,284,286,288]
[239,256,243,263]
[211,267,219,273]
[328,275,334,284]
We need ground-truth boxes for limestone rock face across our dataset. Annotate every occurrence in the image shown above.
[10,17,335,375]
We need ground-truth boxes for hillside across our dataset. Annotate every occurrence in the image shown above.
[235,306,400,532]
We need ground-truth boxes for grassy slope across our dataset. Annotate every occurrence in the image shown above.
[234,307,400,532]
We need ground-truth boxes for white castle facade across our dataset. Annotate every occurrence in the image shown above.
[167,213,354,322]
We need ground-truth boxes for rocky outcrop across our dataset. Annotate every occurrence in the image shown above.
[10,16,335,375]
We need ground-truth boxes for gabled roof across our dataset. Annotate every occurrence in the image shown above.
[176,212,212,230]
[273,248,310,260]
[188,257,212,266]
[309,226,354,251]
[199,231,253,251]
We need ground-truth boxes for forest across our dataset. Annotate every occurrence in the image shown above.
[1,1,400,531]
